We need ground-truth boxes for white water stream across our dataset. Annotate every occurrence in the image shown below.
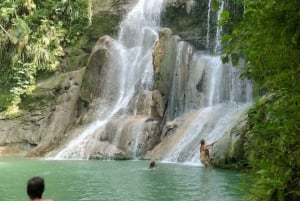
[156,45,252,164]
[159,0,252,164]
[206,0,212,48]
[214,0,224,53]
[52,0,165,159]
[51,0,252,165]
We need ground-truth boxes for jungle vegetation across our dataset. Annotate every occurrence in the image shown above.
[220,0,300,200]
[0,0,91,115]
[0,0,299,200]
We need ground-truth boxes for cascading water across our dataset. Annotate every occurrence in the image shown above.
[151,42,252,164]
[51,0,166,159]
[214,0,224,53]
[50,0,252,165]
[206,0,212,48]
[156,0,252,165]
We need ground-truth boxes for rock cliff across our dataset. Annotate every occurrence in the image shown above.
[0,0,248,168]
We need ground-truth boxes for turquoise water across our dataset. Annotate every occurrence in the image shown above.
[0,158,247,201]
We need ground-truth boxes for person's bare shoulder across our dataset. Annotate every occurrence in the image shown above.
[42,199,53,201]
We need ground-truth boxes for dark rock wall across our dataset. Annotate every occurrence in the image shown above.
[161,0,243,52]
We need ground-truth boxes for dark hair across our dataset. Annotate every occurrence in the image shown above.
[149,161,156,169]
[27,176,45,199]
[200,139,205,145]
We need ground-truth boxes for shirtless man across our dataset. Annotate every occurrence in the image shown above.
[27,176,53,201]
[200,139,217,167]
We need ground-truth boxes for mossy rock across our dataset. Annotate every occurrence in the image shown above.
[19,72,70,112]
[88,11,120,42]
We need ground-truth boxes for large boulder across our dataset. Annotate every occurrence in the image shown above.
[211,110,248,168]
[80,35,114,102]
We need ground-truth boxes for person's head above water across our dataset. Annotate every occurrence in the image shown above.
[200,139,205,145]
[149,161,156,169]
[27,176,45,200]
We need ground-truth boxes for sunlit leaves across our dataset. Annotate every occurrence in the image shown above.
[0,0,90,113]
[28,19,65,71]
[219,10,230,24]
[9,18,31,44]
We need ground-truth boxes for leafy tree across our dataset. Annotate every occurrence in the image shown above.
[220,0,300,200]
[0,0,90,114]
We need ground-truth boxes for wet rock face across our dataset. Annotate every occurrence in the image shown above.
[0,0,247,163]
[84,0,137,52]
[161,0,217,51]
[152,28,179,115]
[161,0,244,52]
[211,111,248,168]
[80,35,114,102]
[0,69,85,157]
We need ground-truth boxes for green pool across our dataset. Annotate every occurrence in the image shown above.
[0,158,248,201]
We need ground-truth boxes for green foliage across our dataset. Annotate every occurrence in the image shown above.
[246,94,300,201]
[87,11,120,41]
[222,0,300,92]
[212,0,221,11]
[219,0,300,200]
[0,0,90,113]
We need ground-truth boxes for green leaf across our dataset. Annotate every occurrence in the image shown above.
[221,11,230,21]
[221,34,231,43]
[212,0,220,11]
[231,53,239,66]
[221,55,229,63]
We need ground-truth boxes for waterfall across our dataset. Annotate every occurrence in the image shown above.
[214,0,224,53]
[158,48,252,164]
[167,41,194,121]
[206,0,212,48]
[50,0,252,164]
[51,0,165,159]
[158,0,252,165]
